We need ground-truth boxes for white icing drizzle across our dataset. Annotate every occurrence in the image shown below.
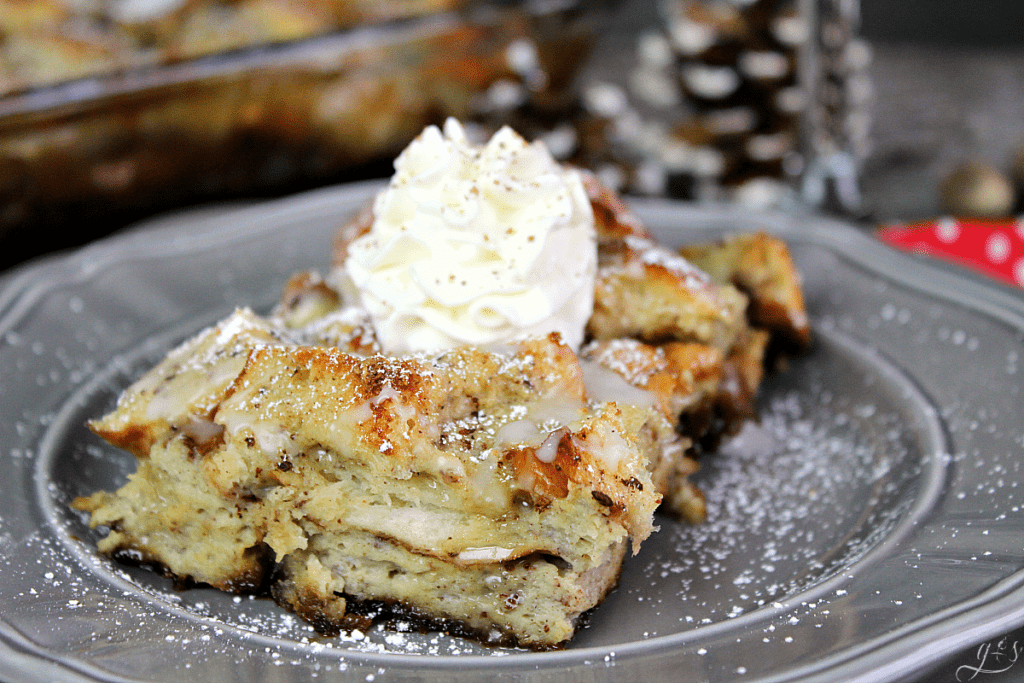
[535,427,569,463]
[180,416,224,445]
[579,359,658,409]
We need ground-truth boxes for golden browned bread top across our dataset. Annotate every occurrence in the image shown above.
[590,233,749,351]
[90,311,663,554]
[582,337,724,423]
[679,232,811,349]
[229,334,659,538]
[89,308,288,458]
[577,167,651,244]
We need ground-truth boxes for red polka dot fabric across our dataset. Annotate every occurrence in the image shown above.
[877,218,1024,288]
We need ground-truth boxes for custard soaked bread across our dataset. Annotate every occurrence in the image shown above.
[76,120,809,648]
[78,311,671,647]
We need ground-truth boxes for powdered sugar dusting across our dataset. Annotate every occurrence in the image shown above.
[582,338,667,386]
[623,235,710,286]
[599,331,941,646]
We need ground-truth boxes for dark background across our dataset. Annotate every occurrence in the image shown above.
[861,0,1024,45]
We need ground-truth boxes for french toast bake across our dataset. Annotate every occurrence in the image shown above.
[78,308,669,646]
[75,121,809,648]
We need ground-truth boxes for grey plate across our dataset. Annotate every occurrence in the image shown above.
[2,181,1023,683]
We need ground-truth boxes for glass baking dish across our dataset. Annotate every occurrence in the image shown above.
[0,0,612,268]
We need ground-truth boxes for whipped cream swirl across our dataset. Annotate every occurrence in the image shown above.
[342,119,597,354]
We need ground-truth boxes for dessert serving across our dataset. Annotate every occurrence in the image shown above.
[74,119,810,649]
